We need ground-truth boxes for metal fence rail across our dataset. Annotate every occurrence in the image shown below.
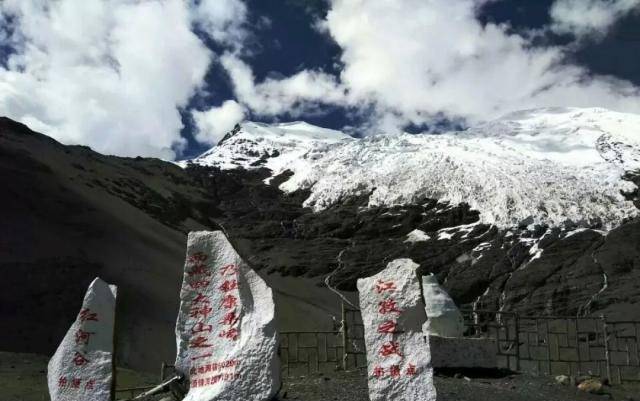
[279,331,345,376]
[279,306,367,377]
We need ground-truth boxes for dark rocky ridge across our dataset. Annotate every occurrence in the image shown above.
[1,117,639,372]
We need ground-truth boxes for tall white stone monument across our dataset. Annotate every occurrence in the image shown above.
[421,274,464,338]
[175,231,280,401]
[47,277,117,401]
[357,258,437,401]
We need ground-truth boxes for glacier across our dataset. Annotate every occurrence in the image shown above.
[184,108,640,230]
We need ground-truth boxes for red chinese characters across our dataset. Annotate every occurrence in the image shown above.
[192,293,210,305]
[185,252,216,361]
[219,328,239,341]
[221,294,238,310]
[190,280,211,290]
[379,341,403,357]
[64,306,101,392]
[369,277,421,381]
[217,267,240,342]
[219,280,238,292]
[73,351,89,367]
[378,298,402,314]
[406,363,418,376]
[57,376,97,390]
[377,320,399,334]
[375,279,397,294]
[220,311,239,326]
[189,264,212,277]
[220,264,238,276]
[188,252,208,263]
[190,304,213,320]
[74,329,94,346]
[183,251,243,374]
[191,322,213,334]
[189,336,213,349]
[79,308,98,323]
[71,377,81,389]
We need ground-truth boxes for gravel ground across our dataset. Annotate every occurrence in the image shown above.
[3,352,638,401]
[279,370,640,401]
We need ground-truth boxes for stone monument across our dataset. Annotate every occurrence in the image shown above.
[47,277,117,401]
[357,258,437,401]
[174,230,280,401]
[421,274,464,337]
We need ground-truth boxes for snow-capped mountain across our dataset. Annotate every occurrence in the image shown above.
[3,112,640,369]
[185,107,640,230]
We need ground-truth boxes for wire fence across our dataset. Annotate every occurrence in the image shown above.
[461,309,640,384]
[116,307,640,388]
[279,304,640,384]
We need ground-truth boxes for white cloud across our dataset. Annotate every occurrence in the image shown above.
[320,0,640,129]
[220,52,347,117]
[193,100,245,144]
[550,0,640,39]
[3,0,640,156]
[0,0,248,159]
[190,0,248,49]
[214,0,640,135]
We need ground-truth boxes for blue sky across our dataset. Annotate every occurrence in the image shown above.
[1,0,640,159]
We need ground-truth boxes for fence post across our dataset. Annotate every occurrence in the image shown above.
[514,313,521,372]
[160,361,166,382]
[341,301,348,371]
[601,315,612,383]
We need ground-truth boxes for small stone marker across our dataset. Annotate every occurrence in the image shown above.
[175,231,280,401]
[421,274,464,337]
[357,258,437,401]
[47,277,117,401]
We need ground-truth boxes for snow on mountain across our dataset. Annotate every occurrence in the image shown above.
[184,108,640,230]
[182,121,350,173]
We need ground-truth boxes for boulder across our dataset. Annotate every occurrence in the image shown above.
[577,377,605,394]
[421,274,464,338]
[555,374,570,385]
[174,231,280,401]
[357,258,437,401]
[47,277,117,401]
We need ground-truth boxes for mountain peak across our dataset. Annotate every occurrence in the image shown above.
[184,108,640,230]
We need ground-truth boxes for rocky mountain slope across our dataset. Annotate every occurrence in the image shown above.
[1,108,639,373]
[186,108,640,318]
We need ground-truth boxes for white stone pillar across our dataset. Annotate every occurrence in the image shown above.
[47,277,117,401]
[175,231,280,401]
[357,258,437,401]
[422,274,465,338]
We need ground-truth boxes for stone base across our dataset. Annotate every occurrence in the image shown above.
[430,336,498,369]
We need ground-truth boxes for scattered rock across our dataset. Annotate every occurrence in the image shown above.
[577,378,605,394]
[555,375,570,385]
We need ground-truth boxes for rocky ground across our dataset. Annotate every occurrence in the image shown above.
[0,352,158,401]
[3,352,639,401]
[280,370,640,401]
